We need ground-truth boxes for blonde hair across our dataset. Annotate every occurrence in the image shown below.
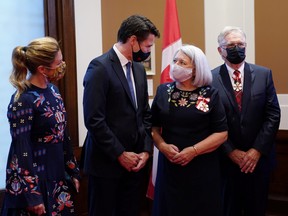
[10,37,60,101]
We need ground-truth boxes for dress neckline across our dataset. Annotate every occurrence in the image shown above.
[174,85,199,93]
[29,83,50,91]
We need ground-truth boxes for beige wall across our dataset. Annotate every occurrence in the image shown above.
[101,0,204,94]
[101,0,288,95]
[255,0,288,93]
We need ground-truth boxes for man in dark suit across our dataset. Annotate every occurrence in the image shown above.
[82,15,160,216]
[212,26,281,216]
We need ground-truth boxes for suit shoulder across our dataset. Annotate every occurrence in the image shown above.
[211,65,222,78]
[84,52,113,85]
[89,50,110,65]
[211,65,222,73]
[247,62,271,72]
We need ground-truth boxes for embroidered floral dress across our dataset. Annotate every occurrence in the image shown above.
[1,84,80,216]
[152,82,227,216]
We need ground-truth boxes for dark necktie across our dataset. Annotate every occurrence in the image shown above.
[126,62,136,107]
[233,70,243,111]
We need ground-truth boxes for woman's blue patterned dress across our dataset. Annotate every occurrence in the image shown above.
[1,83,79,216]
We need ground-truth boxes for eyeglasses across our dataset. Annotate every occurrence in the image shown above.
[45,61,66,73]
[221,42,246,49]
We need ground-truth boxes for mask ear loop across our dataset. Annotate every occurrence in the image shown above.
[218,47,228,62]
[191,68,196,82]
[40,71,49,83]
[130,35,138,51]
[137,41,142,51]
[169,63,176,81]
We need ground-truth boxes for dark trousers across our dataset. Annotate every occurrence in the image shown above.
[88,168,148,216]
[221,159,270,216]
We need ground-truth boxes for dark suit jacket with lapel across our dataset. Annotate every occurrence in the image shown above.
[82,48,153,178]
[212,62,280,159]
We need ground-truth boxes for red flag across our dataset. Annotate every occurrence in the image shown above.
[146,0,182,200]
[160,0,182,83]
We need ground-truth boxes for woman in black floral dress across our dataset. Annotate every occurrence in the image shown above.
[152,44,228,216]
[1,37,80,216]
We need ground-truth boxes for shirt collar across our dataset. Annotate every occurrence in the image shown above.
[225,62,245,76]
[113,44,130,67]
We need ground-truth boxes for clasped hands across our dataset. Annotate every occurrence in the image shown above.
[160,143,196,166]
[118,151,149,172]
[228,148,261,173]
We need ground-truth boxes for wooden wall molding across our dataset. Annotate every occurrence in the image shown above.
[44,0,79,152]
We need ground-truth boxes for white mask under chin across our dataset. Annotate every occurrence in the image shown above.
[170,64,193,82]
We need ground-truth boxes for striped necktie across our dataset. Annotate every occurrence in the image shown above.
[233,70,243,111]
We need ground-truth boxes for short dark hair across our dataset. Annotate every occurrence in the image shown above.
[117,15,160,43]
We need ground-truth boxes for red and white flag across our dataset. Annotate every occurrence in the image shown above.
[146,0,182,199]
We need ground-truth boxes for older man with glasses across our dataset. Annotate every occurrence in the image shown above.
[212,26,281,216]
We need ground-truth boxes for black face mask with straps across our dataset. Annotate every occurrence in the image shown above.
[132,48,150,62]
[225,46,246,64]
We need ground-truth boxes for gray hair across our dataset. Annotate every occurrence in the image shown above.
[173,44,212,87]
[217,26,246,46]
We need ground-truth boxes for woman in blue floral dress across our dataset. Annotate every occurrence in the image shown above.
[152,45,228,216]
[1,37,80,216]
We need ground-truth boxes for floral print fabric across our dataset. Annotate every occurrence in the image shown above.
[2,84,79,216]
[167,83,211,112]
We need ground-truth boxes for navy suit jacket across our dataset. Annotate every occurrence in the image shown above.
[212,63,280,159]
[82,48,153,178]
